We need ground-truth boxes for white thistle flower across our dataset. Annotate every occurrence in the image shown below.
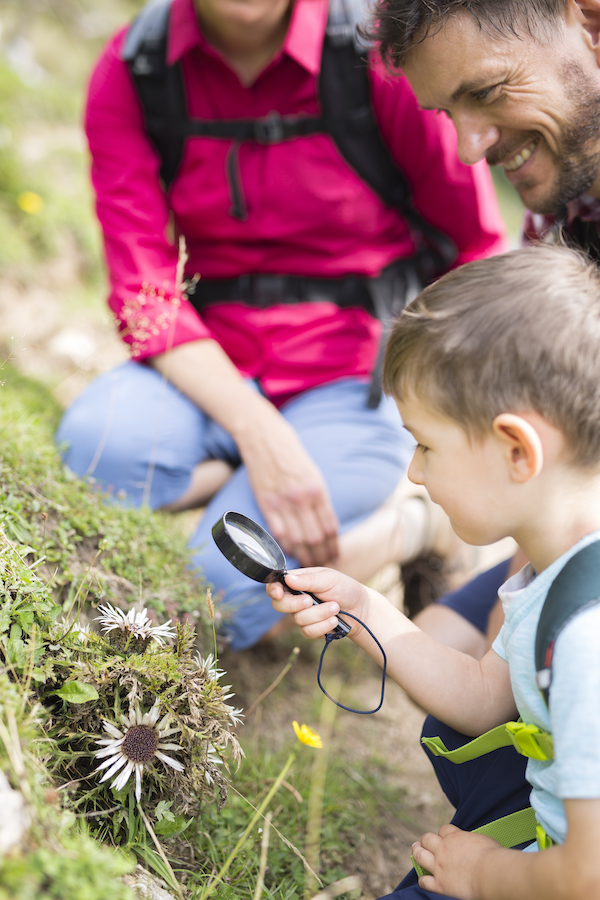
[195,653,243,726]
[226,705,244,727]
[93,699,184,801]
[95,603,176,653]
[72,622,90,643]
[195,652,225,680]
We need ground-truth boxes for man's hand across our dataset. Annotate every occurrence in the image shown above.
[412,825,501,900]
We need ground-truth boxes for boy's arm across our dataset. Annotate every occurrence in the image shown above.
[412,797,600,900]
[268,567,517,735]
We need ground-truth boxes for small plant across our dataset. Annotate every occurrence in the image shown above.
[0,673,136,900]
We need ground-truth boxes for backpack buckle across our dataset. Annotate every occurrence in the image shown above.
[505,721,554,761]
[254,112,285,144]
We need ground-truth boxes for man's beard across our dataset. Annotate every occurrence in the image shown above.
[489,60,600,215]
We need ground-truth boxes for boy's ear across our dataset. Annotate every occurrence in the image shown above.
[492,414,544,483]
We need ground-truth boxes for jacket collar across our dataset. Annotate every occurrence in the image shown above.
[167,0,328,75]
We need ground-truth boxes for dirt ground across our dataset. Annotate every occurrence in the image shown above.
[220,637,454,899]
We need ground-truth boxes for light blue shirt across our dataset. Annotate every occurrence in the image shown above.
[492,531,600,844]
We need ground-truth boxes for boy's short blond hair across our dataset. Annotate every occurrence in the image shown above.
[383,244,600,466]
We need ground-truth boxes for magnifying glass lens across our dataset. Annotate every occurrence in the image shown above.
[229,524,279,568]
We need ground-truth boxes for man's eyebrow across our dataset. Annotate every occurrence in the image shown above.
[420,78,496,111]
[450,77,496,104]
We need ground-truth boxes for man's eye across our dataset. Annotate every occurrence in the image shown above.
[472,85,498,102]
[416,443,428,453]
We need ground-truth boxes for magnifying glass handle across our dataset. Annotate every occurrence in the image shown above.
[282,577,351,638]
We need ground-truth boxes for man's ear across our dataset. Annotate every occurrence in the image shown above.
[492,413,544,483]
[569,0,600,48]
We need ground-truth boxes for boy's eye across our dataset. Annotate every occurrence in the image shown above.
[416,443,428,453]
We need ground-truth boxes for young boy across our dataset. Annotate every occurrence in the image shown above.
[267,243,600,900]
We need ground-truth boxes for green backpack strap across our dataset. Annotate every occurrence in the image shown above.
[422,719,554,763]
[421,722,515,763]
[411,807,538,878]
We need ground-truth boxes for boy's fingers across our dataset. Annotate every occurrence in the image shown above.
[268,586,313,615]
[438,823,461,838]
[293,602,340,629]
[299,617,341,640]
[411,841,435,875]
[284,567,337,593]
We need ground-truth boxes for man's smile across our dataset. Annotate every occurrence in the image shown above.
[502,138,540,172]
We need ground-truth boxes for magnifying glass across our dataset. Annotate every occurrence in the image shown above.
[212,511,351,638]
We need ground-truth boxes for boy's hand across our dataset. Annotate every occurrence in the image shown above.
[412,825,501,900]
[266,567,370,640]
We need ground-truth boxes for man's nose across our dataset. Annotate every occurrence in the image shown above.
[454,114,500,166]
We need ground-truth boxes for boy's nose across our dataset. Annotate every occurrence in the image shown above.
[407,452,424,486]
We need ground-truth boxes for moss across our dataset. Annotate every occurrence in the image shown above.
[0,364,211,634]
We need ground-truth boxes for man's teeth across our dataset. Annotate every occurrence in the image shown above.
[504,142,537,171]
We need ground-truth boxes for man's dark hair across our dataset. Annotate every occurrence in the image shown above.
[363,0,566,68]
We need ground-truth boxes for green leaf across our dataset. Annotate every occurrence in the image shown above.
[154,800,175,823]
[53,680,99,704]
[153,814,192,837]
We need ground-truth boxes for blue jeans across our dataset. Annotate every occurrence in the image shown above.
[56,362,413,648]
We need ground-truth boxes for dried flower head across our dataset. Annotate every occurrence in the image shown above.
[292,721,323,749]
[96,603,176,653]
[93,699,184,801]
[205,588,215,622]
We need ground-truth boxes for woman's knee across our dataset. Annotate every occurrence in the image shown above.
[56,362,211,508]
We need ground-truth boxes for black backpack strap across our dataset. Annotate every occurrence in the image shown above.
[319,0,457,277]
[535,540,600,705]
[122,0,185,189]
[122,0,324,200]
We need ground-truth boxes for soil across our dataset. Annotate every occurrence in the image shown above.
[220,638,454,899]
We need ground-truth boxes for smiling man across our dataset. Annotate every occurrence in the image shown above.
[365,0,600,672]
[369,0,600,242]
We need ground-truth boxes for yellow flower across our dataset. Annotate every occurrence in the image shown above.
[292,721,323,749]
[17,191,44,215]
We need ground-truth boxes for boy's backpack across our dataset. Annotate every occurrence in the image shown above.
[121,0,456,277]
[414,538,600,864]
[535,538,600,703]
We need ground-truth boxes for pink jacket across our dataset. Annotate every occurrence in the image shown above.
[86,0,506,404]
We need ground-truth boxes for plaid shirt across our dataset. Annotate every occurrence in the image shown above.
[524,195,600,248]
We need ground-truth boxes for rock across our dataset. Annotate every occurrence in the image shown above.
[0,770,28,855]
[123,864,178,900]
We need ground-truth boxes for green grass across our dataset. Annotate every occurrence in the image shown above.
[0,362,210,630]
[0,365,419,899]
[182,729,410,899]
